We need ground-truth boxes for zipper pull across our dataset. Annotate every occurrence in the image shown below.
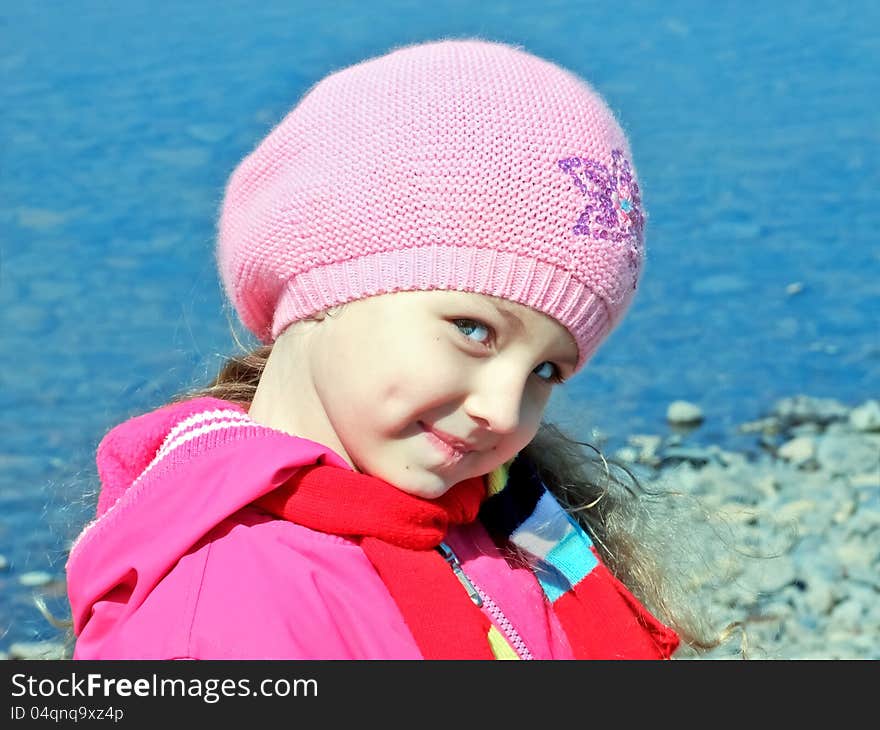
[437,542,483,607]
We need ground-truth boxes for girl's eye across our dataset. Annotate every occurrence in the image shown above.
[452,319,565,383]
[534,362,565,384]
[453,318,491,344]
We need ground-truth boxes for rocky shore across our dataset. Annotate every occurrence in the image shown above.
[638,395,879,659]
[3,394,878,660]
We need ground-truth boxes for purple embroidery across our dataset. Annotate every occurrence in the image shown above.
[557,149,644,281]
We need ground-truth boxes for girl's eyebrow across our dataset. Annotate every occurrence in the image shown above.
[489,300,579,366]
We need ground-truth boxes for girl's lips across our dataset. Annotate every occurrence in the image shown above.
[419,423,470,463]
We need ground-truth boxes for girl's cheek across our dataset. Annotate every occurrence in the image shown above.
[411,332,464,373]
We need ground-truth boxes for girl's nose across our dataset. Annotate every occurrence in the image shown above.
[462,372,527,435]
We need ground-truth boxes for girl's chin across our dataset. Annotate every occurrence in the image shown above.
[398,484,454,501]
[390,467,456,499]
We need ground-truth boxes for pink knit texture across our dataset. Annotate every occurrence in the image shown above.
[217,39,646,371]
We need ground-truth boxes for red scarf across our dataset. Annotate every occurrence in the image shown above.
[255,465,495,659]
[255,463,678,660]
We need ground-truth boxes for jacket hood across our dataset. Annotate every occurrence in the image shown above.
[66,396,349,642]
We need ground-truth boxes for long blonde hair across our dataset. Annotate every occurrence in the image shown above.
[173,315,744,655]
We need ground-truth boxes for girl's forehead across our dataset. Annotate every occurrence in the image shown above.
[412,289,557,324]
[384,289,578,358]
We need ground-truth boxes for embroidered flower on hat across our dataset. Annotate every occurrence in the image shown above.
[557,149,645,280]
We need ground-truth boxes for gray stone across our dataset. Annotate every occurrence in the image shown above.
[850,400,880,432]
[801,577,834,615]
[770,395,850,428]
[846,509,880,537]
[739,416,781,435]
[851,472,880,489]
[774,498,817,525]
[667,400,705,425]
[845,564,880,590]
[816,432,880,475]
[777,436,816,465]
[18,571,53,587]
[829,599,864,630]
[716,449,750,469]
[791,422,822,437]
[659,446,719,468]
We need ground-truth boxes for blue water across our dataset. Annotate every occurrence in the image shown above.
[1,1,878,649]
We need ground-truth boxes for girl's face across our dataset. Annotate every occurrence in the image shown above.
[250,290,579,499]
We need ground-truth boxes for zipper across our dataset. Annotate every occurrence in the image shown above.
[436,541,534,660]
[437,542,482,606]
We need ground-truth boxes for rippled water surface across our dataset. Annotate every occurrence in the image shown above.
[1,0,877,648]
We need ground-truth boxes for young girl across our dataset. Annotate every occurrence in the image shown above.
[66,39,718,659]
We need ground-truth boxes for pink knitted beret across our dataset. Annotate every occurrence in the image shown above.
[217,39,645,371]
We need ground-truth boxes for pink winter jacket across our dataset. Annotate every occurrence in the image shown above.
[66,397,576,659]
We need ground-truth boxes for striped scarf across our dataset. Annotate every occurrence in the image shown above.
[480,451,680,659]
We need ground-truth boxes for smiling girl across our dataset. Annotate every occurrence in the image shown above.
[66,39,719,660]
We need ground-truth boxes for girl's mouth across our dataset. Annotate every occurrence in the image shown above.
[419,422,470,464]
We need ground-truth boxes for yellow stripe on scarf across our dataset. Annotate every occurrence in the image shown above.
[487,458,514,497]
[487,625,520,660]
